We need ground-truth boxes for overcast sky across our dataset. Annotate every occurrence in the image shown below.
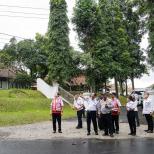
[0,0,153,88]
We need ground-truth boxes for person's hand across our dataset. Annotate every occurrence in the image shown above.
[150,112,153,116]
[105,104,108,108]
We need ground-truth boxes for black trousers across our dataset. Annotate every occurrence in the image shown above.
[87,111,98,133]
[77,109,83,128]
[145,114,153,131]
[102,113,113,135]
[52,113,61,132]
[127,111,136,134]
[82,108,86,118]
[135,111,140,126]
[98,115,104,130]
[112,115,119,132]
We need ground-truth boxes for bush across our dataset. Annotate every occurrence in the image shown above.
[119,96,127,106]
[12,73,33,88]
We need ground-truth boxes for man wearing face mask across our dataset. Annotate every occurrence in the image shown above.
[143,92,154,133]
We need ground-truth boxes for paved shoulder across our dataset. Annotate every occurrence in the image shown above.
[0,120,153,140]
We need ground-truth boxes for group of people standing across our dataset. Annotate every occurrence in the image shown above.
[126,92,154,136]
[73,92,121,137]
[50,91,154,137]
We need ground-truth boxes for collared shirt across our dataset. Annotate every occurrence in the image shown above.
[98,98,113,114]
[134,100,138,111]
[143,98,153,114]
[84,98,98,111]
[126,101,137,111]
[74,97,84,111]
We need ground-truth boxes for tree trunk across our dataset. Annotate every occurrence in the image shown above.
[119,80,124,96]
[125,79,128,96]
[105,80,107,92]
[114,77,119,98]
[131,77,135,90]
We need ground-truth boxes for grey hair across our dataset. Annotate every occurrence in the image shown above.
[144,91,150,96]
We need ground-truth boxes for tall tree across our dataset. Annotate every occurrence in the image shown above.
[146,0,154,66]
[99,0,132,96]
[122,0,146,90]
[72,0,101,91]
[48,0,71,84]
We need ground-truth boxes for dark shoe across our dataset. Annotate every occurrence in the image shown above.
[147,130,153,133]
[58,130,62,133]
[132,133,136,136]
[87,132,90,136]
[76,126,82,129]
[95,132,98,135]
[128,133,133,135]
[116,131,119,134]
[53,131,56,133]
[110,134,114,137]
[144,130,149,132]
[103,133,109,136]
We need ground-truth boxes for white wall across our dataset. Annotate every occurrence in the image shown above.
[37,78,58,99]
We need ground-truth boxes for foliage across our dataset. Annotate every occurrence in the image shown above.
[12,73,33,88]
[72,0,147,95]
[48,0,72,84]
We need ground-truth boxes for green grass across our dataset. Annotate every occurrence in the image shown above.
[119,96,127,106]
[0,89,76,126]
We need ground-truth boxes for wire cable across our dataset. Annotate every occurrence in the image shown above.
[0,14,48,19]
[0,10,49,16]
[0,33,27,39]
[0,4,49,11]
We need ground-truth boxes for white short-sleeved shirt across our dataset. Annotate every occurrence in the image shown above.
[143,98,153,114]
[74,97,84,110]
[126,101,137,111]
[84,98,98,111]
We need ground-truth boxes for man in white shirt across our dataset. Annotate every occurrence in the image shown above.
[126,95,138,136]
[98,94,114,137]
[73,94,84,129]
[133,94,140,127]
[143,92,154,133]
[84,93,98,135]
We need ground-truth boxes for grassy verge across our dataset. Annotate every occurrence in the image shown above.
[0,89,75,126]
[119,96,127,106]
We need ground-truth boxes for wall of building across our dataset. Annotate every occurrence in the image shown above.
[0,80,8,89]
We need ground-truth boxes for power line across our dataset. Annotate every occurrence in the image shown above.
[0,41,8,44]
[0,14,48,19]
[0,37,10,40]
[0,10,49,16]
[0,33,27,39]
[0,4,72,12]
[0,4,49,11]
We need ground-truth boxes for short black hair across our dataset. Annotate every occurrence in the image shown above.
[128,95,134,101]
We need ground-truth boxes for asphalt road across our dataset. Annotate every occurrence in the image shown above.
[0,139,154,154]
